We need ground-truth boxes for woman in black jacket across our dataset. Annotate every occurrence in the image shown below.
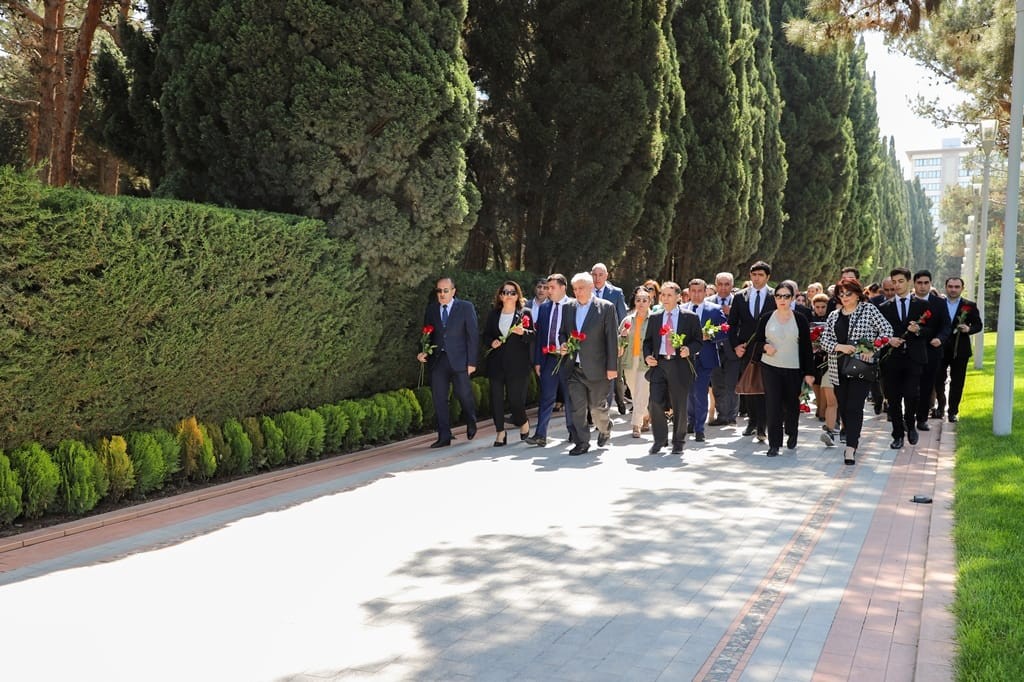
[749,281,817,457]
[482,281,535,446]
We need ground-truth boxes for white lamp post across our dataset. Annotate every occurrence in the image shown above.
[993,0,1024,436]
[964,216,976,302]
[974,118,999,368]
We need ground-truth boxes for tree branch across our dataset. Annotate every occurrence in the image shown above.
[0,93,40,107]
[2,1,46,27]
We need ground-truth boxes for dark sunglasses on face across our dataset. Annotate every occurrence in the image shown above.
[500,290,517,296]
[774,293,793,300]
[436,288,452,294]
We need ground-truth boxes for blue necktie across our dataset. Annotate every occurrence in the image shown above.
[441,304,449,327]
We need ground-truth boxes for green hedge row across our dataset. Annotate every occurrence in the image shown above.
[0,167,376,449]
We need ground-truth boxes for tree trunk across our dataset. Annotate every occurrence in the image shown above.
[35,0,62,183]
[52,0,104,186]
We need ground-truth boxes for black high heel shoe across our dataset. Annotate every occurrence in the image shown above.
[493,431,507,447]
[520,423,531,441]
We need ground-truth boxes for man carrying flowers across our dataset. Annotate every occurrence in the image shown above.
[936,276,984,422]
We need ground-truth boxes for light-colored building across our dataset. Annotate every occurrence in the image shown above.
[905,137,975,240]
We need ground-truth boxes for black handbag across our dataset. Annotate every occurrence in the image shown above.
[838,354,878,382]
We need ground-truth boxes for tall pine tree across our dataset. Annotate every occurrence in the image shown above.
[907,177,938,271]
[876,137,912,269]
[157,0,478,284]
[771,0,856,283]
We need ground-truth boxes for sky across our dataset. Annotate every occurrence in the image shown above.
[862,32,970,178]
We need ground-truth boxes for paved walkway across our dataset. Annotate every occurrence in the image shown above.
[0,405,955,682]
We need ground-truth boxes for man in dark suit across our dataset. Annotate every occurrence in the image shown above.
[525,274,576,447]
[561,272,620,455]
[592,262,629,414]
[643,282,703,454]
[417,276,478,447]
[709,272,740,425]
[877,267,941,449]
[685,278,728,443]
[911,270,951,430]
[728,260,776,441]
[935,276,983,422]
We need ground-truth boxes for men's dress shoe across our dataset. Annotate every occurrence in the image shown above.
[874,402,884,415]
[617,401,627,415]
[649,442,667,454]
[916,421,931,431]
[766,447,780,457]
[890,436,904,449]
[466,422,477,440]
[949,414,959,423]
[756,432,767,443]
[568,442,590,456]
[694,432,705,442]
[429,439,452,448]
[786,434,797,450]
[687,423,695,434]
[671,443,684,454]
[930,409,942,419]
[907,428,919,445]
[742,424,757,436]
[707,419,727,427]
[597,431,611,447]
[524,435,547,446]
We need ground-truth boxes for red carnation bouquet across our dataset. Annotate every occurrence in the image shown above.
[552,329,585,375]
[418,325,437,386]
[659,324,695,373]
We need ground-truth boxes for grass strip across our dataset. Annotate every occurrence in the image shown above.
[954,331,1024,680]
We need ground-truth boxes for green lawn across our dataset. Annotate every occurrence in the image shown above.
[953,330,1024,681]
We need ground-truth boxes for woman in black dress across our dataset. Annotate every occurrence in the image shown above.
[482,281,535,446]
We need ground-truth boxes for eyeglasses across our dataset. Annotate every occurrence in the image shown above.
[435,288,452,294]
[837,290,855,298]
[644,286,655,292]
[774,293,793,300]
[500,289,517,296]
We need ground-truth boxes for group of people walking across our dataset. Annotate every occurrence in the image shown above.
[417,260,983,466]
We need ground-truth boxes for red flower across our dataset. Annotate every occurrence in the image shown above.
[720,323,730,333]
[660,324,672,336]
[571,330,586,342]
[544,344,558,355]
[809,326,824,342]
[521,315,531,329]
[921,309,932,321]
[422,324,434,335]
[961,305,972,313]
[623,321,632,331]
[799,403,811,413]
[874,336,889,348]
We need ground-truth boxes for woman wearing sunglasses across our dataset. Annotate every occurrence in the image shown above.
[747,281,816,457]
[482,281,535,446]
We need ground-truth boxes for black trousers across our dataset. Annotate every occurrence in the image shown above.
[935,356,970,417]
[489,367,530,432]
[882,360,922,438]
[761,364,802,449]
[835,377,871,449]
[648,359,693,447]
[430,352,477,440]
[915,353,942,423]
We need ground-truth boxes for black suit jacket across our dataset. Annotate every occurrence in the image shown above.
[728,287,776,348]
[878,296,933,365]
[919,293,951,361]
[943,298,984,361]
[423,298,479,371]
[482,308,534,378]
[642,308,703,370]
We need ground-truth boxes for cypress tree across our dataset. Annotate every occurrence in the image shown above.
[838,40,882,273]
[771,0,856,283]
[670,0,747,279]
[876,137,912,269]
[157,0,478,284]
[907,177,938,271]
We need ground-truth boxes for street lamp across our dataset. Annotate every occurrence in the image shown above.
[963,216,976,302]
[973,118,998,368]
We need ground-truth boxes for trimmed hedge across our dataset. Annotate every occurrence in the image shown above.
[0,167,375,450]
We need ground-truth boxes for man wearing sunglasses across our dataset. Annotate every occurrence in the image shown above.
[417,277,479,448]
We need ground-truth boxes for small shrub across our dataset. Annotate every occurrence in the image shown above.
[8,442,60,519]
[372,395,395,441]
[195,426,217,480]
[413,387,435,429]
[260,416,286,468]
[125,431,167,496]
[300,409,325,460]
[241,417,266,467]
[276,411,312,464]
[222,419,253,475]
[0,453,23,525]
[360,398,386,442]
[339,401,365,449]
[176,416,205,480]
[317,404,349,453]
[151,428,182,479]
[398,388,423,431]
[204,422,231,478]
[53,440,102,515]
[97,436,135,504]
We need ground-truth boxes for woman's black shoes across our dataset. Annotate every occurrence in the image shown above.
[493,431,507,447]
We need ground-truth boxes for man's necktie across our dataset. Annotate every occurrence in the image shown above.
[754,290,762,319]
[441,304,449,327]
[664,311,675,356]
[548,302,559,346]
[900,298,908,323]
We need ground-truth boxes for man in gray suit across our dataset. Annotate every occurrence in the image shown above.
[561,272,620,455]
